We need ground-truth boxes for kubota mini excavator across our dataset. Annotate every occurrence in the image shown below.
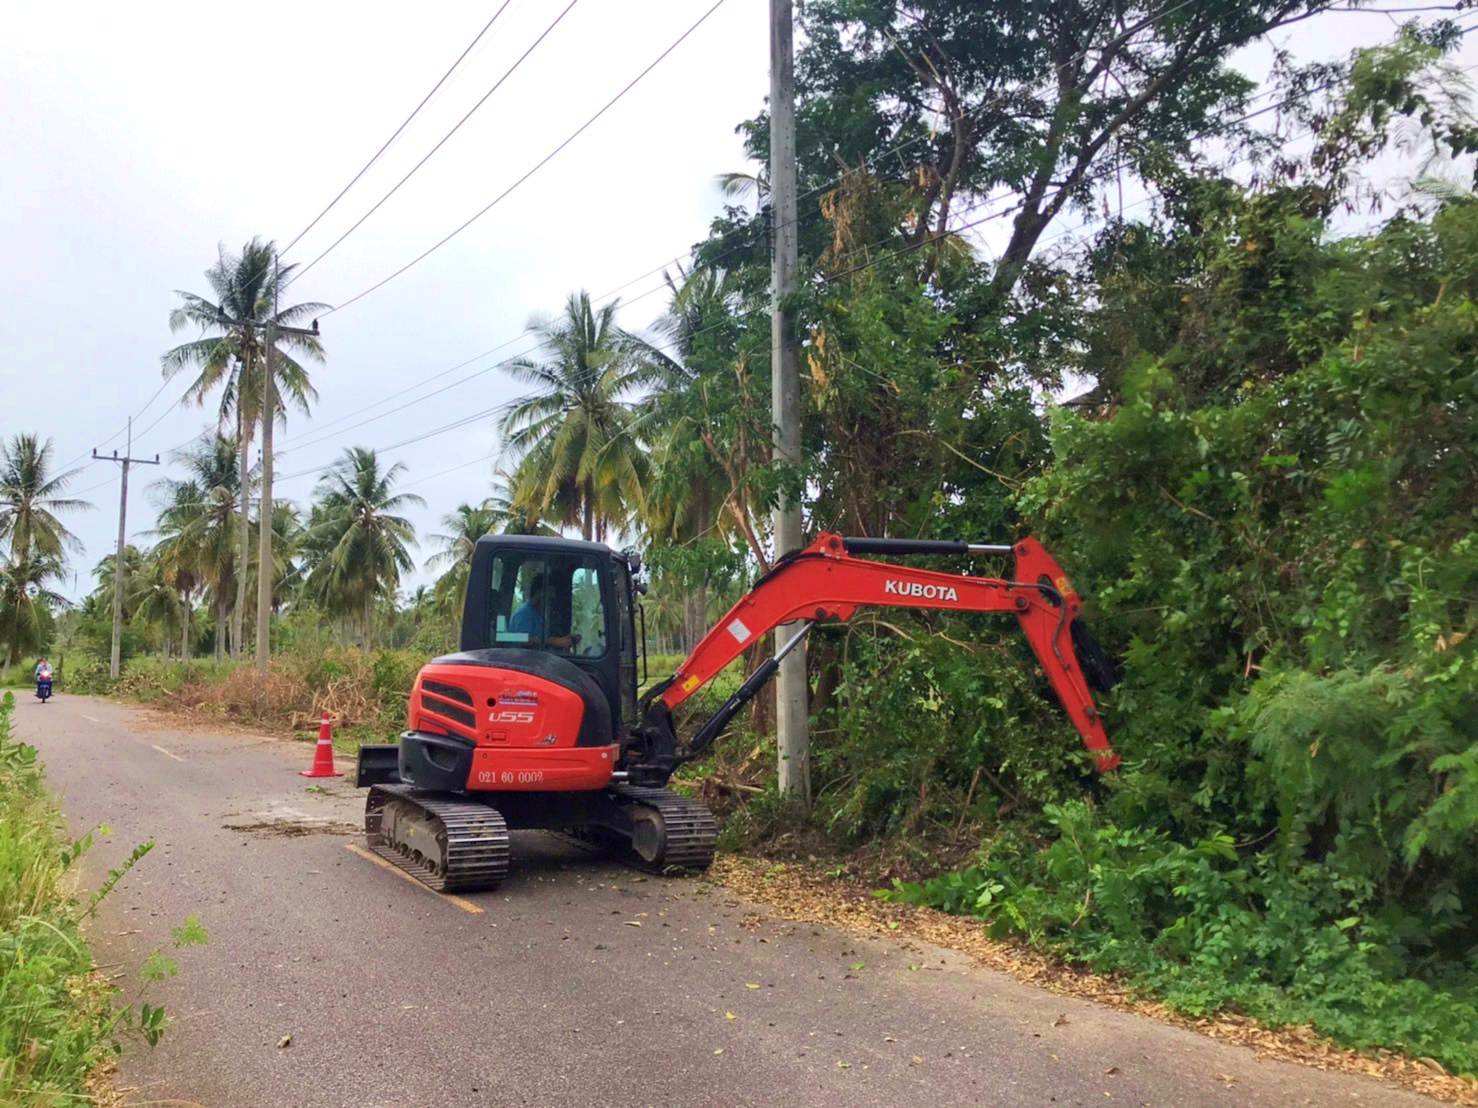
[355,532,1119,891]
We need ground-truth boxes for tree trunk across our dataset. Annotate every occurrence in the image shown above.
[582,484,594,542]
[233,396,251,660]
[364,591,374,649]
[215,591,227,663]
[180,596,191,661]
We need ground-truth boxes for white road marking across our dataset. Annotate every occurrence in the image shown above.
[80,714,100,724]
[151,744,185,762]
[344,843,484,914]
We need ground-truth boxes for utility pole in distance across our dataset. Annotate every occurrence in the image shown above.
[215,259,320,675]
[769,0,810,805]
[256,255,281,676]
[94,418,159,679]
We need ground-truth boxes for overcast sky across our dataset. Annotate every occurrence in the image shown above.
[1,1,1470,601]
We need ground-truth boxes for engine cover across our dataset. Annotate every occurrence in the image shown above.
[407,649,617,793]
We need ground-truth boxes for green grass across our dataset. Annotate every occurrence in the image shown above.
[0,666,41,690]
[0,692,118,1101]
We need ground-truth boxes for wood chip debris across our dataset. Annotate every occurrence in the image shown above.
[709,855,1478,1107]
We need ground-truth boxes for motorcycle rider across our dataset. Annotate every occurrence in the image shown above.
[34,656,53,701]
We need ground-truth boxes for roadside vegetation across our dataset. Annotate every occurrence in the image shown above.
[4,3,1475,1085]
[0,691,208,1101]
[0,692,114,1100]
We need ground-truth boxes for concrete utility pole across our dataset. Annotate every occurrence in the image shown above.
[215,256,319,675]
[770,0,810,805]
[255,256,280,675]
[94,419,160,679]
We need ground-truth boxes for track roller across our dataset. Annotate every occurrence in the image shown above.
[610,785,718,872]
[365,784,510,892]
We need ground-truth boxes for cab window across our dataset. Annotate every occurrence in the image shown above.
[489,552,608,657]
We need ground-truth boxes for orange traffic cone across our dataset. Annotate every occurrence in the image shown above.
[301,712,343,778]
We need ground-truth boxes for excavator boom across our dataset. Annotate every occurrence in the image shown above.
[645,533,1119,772]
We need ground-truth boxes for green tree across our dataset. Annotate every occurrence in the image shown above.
[425,501,501,616]
[423,492,555,615]
[152,434,247,663]
[500,291,652,541]
[161,237,326,658]
[0,554,64,666]
[636,264,769,646]
[0,434,90,563]
[303,448,422,645]
[258,500,306,613]
[88,546,149,656]
[132,551,186,660]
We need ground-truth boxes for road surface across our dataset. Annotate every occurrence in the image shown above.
[13,692,1428,1108]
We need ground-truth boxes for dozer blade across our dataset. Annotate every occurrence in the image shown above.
[364,784,509,892]
[355,744,401,787]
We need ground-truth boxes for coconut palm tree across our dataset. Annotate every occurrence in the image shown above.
[259,501,306,612]
[132,552,185,659]
[424,500,501,615]
[636,265,743,542]
[0,433,91,563]
[303,448,422,646]
[152,433,247,663]
[425,477,557,615]
[633,265,753,647]
[161,237,326,658]
[89,545,148,639]
[499,291,652,542]
[0,554,65,666]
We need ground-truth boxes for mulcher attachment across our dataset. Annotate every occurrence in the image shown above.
[365,784,510,892]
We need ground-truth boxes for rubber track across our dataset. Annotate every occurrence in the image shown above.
[612,785,718,872]
[365,784,510,892]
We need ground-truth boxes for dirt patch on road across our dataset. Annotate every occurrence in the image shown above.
[223,818,359,838]
[710,855,1478,1107]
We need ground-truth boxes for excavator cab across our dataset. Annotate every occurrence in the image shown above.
[459,535,641,732]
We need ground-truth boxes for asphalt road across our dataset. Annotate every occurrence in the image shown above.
[12,692,1428,1108]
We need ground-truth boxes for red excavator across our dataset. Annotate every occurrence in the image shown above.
[355,532,1120,891]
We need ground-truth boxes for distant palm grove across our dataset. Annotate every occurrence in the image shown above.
[3,5,1476,1076]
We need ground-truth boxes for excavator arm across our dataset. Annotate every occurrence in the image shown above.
[630,533,1120,782]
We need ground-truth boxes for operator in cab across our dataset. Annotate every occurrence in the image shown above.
[508,573,573,651]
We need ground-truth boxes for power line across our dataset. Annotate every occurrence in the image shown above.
[145,3,1465,475]
[71,473,119,498]
[281,0,518,259]
[134,93,1446,517]
[400,450,500,491]
[321,0,733,317]
[179,69,1314,480]
[271,194,1027,487]
[289,0,581,285]
[273,0,1279,437]
[120,0,1323,466]
[275,336,534,448]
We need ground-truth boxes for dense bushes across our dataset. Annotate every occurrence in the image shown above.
[875,197,1477,1074]
[885,800,1478,1073]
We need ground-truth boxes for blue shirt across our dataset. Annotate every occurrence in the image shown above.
[508,602,543,640]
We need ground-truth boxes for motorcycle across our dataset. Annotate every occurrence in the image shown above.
[35,670,52,704]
